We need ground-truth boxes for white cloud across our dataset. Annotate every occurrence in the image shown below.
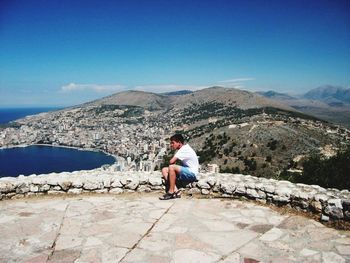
[60,83,127,93]
[216,77,255,90]
[133,84,208,93]
[218,78,255,83]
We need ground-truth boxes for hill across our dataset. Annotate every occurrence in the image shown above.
[82,90,173,110]
[1,86,349,181]
[256,87,350,128]
[81,86,296,112]
[303,85,350,105]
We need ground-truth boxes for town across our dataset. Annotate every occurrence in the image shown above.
[0,102,349,175]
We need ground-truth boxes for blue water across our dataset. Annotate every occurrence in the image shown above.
[0,145,116,177]
[0,107,62,124]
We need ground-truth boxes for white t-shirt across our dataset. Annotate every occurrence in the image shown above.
[174,144,199,176]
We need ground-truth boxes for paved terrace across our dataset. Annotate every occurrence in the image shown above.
[1,193,349,263]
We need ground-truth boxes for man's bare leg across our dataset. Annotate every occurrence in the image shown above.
[168,165,180,193]
[161,167,169,192]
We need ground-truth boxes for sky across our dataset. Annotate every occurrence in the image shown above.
[1,0,350,107]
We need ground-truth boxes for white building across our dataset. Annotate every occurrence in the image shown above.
[207,163,220,173]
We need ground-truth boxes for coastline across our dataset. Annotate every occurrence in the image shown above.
[0,143,121,165]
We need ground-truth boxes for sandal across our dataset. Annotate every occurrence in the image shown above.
[174,190,182,198]
[159,192,177,200]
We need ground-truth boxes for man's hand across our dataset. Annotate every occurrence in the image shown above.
[169,156,178,165]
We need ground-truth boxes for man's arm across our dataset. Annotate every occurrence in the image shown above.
[169,156,178,165]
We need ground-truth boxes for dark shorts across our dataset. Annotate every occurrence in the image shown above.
[178,167,197,182]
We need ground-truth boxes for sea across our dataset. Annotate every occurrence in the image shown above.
[0,108,116,177]
[0,107,61,124]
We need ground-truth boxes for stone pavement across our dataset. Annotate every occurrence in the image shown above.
[0,193,349,263]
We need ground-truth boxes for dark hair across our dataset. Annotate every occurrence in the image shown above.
[170,134,184,144]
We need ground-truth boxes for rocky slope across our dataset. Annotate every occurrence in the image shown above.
[257,88,350,128]
[2,87,349,180]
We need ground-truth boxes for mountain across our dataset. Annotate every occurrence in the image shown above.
[3,86,349,181]
[79,86,296,112]
[162,90,193,96]
[303,85,350,105]
[256,90,295,100]
[81,90,173,110]
[256,87,350,128]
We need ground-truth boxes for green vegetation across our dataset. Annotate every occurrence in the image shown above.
[267,139,278,150]
[281,145,350,190]
[89,105,144,117]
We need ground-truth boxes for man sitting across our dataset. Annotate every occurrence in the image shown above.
[160,134,199,200]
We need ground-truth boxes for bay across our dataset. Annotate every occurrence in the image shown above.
[0,107,62,124]
[0,145,116,177]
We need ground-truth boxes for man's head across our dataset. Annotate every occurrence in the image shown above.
[170,134,184,150]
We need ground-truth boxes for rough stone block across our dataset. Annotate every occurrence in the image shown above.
[138,175,148,184]
[310,200,322,213]
[188,188,201,195]
[246,189,260,199]
[138,185,151,192]
[58,181,72,191]
[83,181,102,190]
[212,185,220,193]
[197,180,210,189]
[207,177,216,187]
[149,177,162,186]
[68,188,82,194]
[221,182,237,194]
[109,188,124,194]
[344,211,350,221]
[257,190,266,199]
[29,184,39,192]
[52,186,61,191]
[94,189,108,194]
[71,178,83,188]
[235,184,246,195]
[6,192,16,198]
[275,186,292,197]
[328,199,343,209]
[272,195,289,203]
[325,205,344,219]
[101,177,111,188]
[341,199,350,210]
[125,180,139,190]
[111,180,123,188]
[150,185,163,190]
[262,184,275,193]
[16,182,30,194]
[39,184,50,192]
[0,182,16,193]
[201,189,210,195]
[46,178,59,186]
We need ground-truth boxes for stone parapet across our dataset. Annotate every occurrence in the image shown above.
[0,169,349,223]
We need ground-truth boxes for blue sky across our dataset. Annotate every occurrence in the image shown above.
[1,0,349,107]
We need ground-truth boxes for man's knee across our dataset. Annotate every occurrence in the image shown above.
[161,167,169,179]
[169,165,181,175]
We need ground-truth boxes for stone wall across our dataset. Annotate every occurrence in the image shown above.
[0,168,349,223]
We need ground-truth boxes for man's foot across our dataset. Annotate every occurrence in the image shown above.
[159,192,177,200]
[174,190,182,198]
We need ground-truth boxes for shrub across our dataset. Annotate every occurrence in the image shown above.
[295,145,350,190]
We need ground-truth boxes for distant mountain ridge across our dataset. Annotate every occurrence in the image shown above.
[79,86,295,112]
[6,85,349,181]
[256,85,350,128]
[162,90,193,96]
[256,90,295,100]
[82,90,172,110]
[303,85,350,105]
